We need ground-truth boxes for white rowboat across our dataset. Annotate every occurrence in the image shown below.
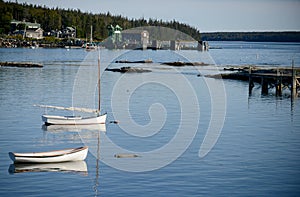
[9,146,88,163]
[9,161,88,175]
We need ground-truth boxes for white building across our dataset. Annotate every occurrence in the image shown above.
[10,20,44,39]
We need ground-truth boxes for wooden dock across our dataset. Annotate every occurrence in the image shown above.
[0,62,43,68]
[248,66,300,98]
[214,65,300,99]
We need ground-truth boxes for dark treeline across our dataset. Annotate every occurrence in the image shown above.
[201,32,300,42]
[0,0,202,41]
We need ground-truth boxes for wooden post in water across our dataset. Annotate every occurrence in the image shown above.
[291,60,297,100]
[276,68,282,97]
[261,77,269,95]
[248,66,254,95]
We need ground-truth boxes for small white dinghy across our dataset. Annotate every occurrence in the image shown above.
[9,146,88,163]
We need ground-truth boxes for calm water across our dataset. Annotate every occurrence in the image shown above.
[0,42,300,196]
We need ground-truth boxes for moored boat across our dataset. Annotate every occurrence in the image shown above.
[42,113,107,125]
[36,45,106,125]
[8,161,88,175]
[85,25,97,51]
[42,122,106,132]
[9,146,88,163]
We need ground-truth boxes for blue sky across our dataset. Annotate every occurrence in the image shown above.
[8,0,300,32]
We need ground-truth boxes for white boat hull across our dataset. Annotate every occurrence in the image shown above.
[42,113,107,125]
[43,124,106,132]
[9,161,88,175]
[9,146,88,163]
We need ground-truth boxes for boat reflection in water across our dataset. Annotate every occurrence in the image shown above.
[8,160,88,175]
[42,123,106,133]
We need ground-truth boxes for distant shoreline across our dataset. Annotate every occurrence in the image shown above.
[201,31,300,42]
[1,32,300,48]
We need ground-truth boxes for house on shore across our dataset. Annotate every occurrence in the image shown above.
[43,27,76,39]
[10,20,44,39]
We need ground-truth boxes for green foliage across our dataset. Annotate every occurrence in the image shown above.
[43,36,60,43]
[7,34,23,40]
[0,1,13,34]
[0,0,202,41]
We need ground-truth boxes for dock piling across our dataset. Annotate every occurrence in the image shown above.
[275,68,282,97]
[291,60,298,99]
[261,77,269,95]
[248,66,254,95]
[245,65,299,98]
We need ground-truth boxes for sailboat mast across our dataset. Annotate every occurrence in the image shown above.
[98,50,101,113]
[90,25,93,43]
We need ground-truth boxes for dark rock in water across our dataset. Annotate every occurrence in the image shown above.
[114,153,139,158]
[224,67,244,71]
[0,61,43,68]
[110,120,120,124]
[115,59,153,63]
[162,61,186,66]
[161,61,209,66]
[105,66,151,73]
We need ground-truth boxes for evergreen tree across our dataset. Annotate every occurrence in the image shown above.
[0,0,202,40]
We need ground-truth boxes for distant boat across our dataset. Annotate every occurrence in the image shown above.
[9,146,88,163]
[85,42,97,51]
[85,25,97,51]
[36,49,106,125]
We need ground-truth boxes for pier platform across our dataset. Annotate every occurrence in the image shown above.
[213,66,300,98]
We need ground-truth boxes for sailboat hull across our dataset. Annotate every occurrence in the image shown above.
[42,113,107,125]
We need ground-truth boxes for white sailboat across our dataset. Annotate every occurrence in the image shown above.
[41,113,106,125]
[42,122,107,132]
[37,51,107,125]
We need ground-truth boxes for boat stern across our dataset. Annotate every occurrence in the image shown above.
[8,152,16,163]
[42,115,48,124]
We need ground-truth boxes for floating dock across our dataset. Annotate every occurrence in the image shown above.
[0,62,43,68]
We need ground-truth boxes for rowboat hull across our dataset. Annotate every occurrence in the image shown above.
[42,123,106,132]
[42,113,107,125]
[9,161,88,175]
[9,146,88,163]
